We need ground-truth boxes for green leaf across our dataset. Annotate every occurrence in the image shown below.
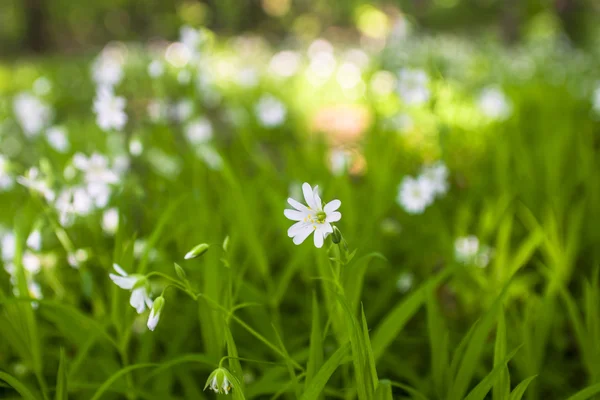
[565,383,600,400]
[463,346,521,400]
[509,375,538,400]
[371,268,453,361]
[300,343,350,400]
[224,323,243,386]
[426,285,449,397]
[305,292,324,391]
[374,380,393,400]
[361,304,379,391]
[0,370,40,400]
[55,349,68,400]
[492,309,509,400]
[90,363,158,400]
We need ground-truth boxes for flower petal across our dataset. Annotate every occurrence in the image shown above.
[313,229,324,248]
[113,263,128,277]
[130,288,147,313]
[302,183,318,210]
[313,187,323,210]
[287,197,309,212]
[326,211,341,223]
[292,225,314,245]
[284,209,306,221]
[109,274,137,290]
[288,221,310,237]
[147,308,160,331]
[324,199,341,213]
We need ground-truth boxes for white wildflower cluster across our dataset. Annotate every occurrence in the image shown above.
[477,86,512,121]
[109,264,157,327]
[1,228,44,305]
[13,92,53,137]
[255,95,287,128]
[91,48,127,132]
[397,162,449,214]
[454,235,493,268]
[397,68,430,106]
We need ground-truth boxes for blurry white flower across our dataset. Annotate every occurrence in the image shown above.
[147,99,169,123]
[22,252,41,274]
[329,149,351,176]
[255,95,287,128]
[28,280,43,300]
[17,167,55,202]
[420,162,449,197]
[147,295,164,331]
[92,55,124,88]
[478,86,511,120]
[396,272,414,293]
[197,146,223,170]
[1,232,15,261]
[148,60,165,78]
[86,182,112,208]
[93,88,127,131]
[129,138,143,156]
[54,186,94,226]
[185,117,213,145]
[171,99,194,122]
[33,77,52,96]
[67,248,89,269]
[236,67,259,88]
[269,51,301,78]
[46,126,70,153]
[102,208,120,235]
[475,245,493,268]
[284,182,341,248]
[109,264,153,313]
[146,149,182,180]
[26,230,42,251]
[0,156,14,191]
[74,153,119,185]
[13,93,53,137]
[177,69,192,85]
[454,235,480,263]
[397,176,435,214]
[336,62,362,89]
[397,68,430,105]
[180,25,207,55]
[308,52,337,83]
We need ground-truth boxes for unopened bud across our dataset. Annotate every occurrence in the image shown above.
[147,296,164,331]
[184,243,210,260]
[174,263,187,280]
[332,226,342,244]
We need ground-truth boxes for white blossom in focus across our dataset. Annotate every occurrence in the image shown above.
[109,264,153,313]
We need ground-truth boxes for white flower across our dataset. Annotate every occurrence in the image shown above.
[397,68,430,106]
[0,156,14,191]
[109,264,153,313]
[22,252,41,274]
[67,249,89,269]
[147,296,164,331]
[46,126,70,153]
[33,77,52,96]
[74,152,119,185]
[102,208,120,234]
[454,235,480,263]
[147,99,169,123]
[54,186,94,226]
[180,25,207,56]
[269,51,301,78]
[184,117,213,145]
[171,99,194,122]
[397,176,435,214]
[255,95,287,128]
[92,56,124,88]
[196,146,223,170]
[17,167,55,202]
[26,230,42,251]
[396,272,414,293]
[1,232,15,261]
[205,368,233,395]
[147,60,165,78]
[13,93,53,137]
[93,87,127,131]
[284,182,341,248]
[420,162,449,197]
[329,149,351,176]
[478,86,511,120]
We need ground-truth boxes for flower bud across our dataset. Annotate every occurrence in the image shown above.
[332,226,342,244]
[204,367,235,395]
[222,235,230,252]
[147,296,164,331]
[184,243,210,260]
[174,263,187,280]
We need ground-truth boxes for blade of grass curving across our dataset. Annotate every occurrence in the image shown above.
[272,324,301,398]
[492,309,509,400]
[361,304,379,391]
[448,287,508,400]
[565,383,600,400]
[344,252,386,314]
[140,354,214,385]
[426,285,449,397]
[89,363,159,400]
[305,292,324,391]
[387,381,430,400]
[509,375,538,400]
[300,343,350,400]
[464,346,521,400]
[371,267,454,361]
[0,370,41,400]
[55,349,68,400]
[224,323,244,386]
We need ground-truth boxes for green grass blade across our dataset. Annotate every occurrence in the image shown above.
[509,375,538,400]
[464,346,520,400]
[305,292,324,391]
[300,343,350,400]
[426,285,449,397]
[361,304,379,391]
[0,370,41,400]
[565,383,600,400]
[89,363,158,400]
[492,309,509,400]
[374,379,393,400]
[55,349,68,400]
